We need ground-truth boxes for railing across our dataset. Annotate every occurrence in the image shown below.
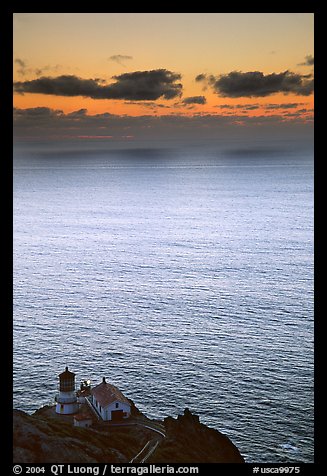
[141,440,160,463]
[55,394,77,404]
[85,396,101,420]
[130,441,151,463]
[139,423,166,438]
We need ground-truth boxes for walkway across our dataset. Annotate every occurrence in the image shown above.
[85,397,166,463]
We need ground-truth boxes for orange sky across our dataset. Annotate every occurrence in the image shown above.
[13,13,314,141]
[14,89,313,118]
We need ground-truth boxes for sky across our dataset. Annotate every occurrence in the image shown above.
[13,13,314,146]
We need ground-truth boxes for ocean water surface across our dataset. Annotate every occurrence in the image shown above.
[13,144,314,463]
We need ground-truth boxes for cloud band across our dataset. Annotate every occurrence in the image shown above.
[14,69,183,101]
[196,70,314,97]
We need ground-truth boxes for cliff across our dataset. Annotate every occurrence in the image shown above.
[150,408,244,463]
[13,406,244,463]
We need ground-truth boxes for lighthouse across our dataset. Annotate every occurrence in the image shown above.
[55,367,79,415]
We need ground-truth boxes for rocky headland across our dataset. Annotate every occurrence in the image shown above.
[13,402,244,464]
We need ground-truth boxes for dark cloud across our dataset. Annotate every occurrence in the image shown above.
[15,58,27,76]
[13,106,63,118]
[109,55,133,66]
[109,70,182,100]
[14,75,98,97]
[239,105,259,112]
[196,70,314,97]
[13,69,183,101]
[13,107,64,130]
[182,96,206,105]
[15,58,61,76]
[236,104,259,110]
[282,109,313,117]
[15,58,62,77]
[125,101,171,109]
[215,104,259,110]
[298,55,314,66]
[264,103,305,110]
[216,104,235,109]
[15,58,26,68]
[245,105,258,110]
[195,74,206,82]
[34,64,62,77]
[66,108,88,117]
[216,102,310,112]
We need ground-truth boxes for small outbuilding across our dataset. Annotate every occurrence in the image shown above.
[91,377,131,421]
[73,413,93,428]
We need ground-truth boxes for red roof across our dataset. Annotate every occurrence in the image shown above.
[59,367,76,378]
[91,382,130,408]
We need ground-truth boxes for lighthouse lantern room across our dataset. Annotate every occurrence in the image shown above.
[55,366,79,415]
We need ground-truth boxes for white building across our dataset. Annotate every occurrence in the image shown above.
[55,367,79,415]
[91,377,131,421]
[73,413,93,428]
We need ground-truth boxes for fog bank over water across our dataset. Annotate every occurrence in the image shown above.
[14,134,313,163]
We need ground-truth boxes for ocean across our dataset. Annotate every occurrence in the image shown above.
[13,143,314,463]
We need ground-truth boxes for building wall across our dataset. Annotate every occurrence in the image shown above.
[92,396,130,421]
[57,390,76,402]
[102,401,131,421]
[55,389,78,414]
[55,401,79,414]
[74,418,92,428]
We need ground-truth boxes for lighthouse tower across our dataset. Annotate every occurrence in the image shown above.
[55,367,79,415]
